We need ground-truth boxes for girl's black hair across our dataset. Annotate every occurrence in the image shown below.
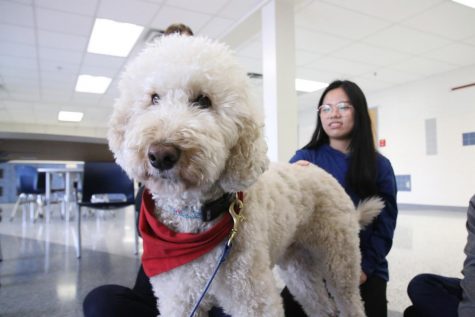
[304,80,378,198]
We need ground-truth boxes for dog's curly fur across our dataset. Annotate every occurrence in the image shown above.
[108,34,384,317]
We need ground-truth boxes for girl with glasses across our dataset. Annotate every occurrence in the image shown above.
[286,79,398,317]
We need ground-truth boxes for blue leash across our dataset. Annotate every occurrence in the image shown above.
[188,194,244,317]
[188,242,232,317]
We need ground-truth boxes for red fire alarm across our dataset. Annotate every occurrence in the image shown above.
[379,139,386,147]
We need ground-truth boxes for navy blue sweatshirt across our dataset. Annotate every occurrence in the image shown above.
[290,144,398,281]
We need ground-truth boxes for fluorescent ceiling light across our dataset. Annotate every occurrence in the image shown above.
[452,0,475,9]
[75,74,112,94]
[87,18,144,57]
[295,79,328,93]
[58,111,84,122]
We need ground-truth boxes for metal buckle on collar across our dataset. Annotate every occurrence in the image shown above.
[227,192,244,246]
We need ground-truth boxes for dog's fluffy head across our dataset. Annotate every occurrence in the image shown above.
[108,35,269,196]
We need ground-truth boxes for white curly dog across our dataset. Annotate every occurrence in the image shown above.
[108,35,383,317]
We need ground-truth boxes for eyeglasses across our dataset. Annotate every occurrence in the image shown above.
[318,102,353,115]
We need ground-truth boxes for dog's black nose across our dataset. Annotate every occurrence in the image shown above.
[147,143,181,171]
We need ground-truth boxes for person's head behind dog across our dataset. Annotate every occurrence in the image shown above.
[163,23,193,36]
[108,34,268,195]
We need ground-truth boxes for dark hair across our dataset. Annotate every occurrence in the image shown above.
[304,80,378,198]
[164,23,194,36]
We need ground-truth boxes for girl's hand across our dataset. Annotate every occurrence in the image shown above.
[294,160,310,166]
[360,272,368,285]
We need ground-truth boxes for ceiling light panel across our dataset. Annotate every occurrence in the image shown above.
[87,18,144,57]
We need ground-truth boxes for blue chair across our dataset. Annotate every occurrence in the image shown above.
[9,165,44,222]
[76,162,135,258]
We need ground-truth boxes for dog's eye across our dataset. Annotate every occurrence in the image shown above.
[192,95,212,109]
[151,93,160,105]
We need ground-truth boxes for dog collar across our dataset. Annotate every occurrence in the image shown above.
[201,192,235,222]
[160,192,239,222]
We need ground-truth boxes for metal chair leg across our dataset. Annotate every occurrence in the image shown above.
[9,194,26,221]
[76,205,82,259]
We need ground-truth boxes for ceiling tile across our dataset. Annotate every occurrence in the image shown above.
[34,105,62,121]
[296,1,390,40]
[41,69,78,84]
[97,0,160,25]
[7,108,38,123]
[319,0,443,22]
[219,0,264,20]
[296,50,321,66]
[0,42,36,59]
[306,56,375,76]
[36,0,98,16]
[79,65,117,78]
[38,30,89,51]
[40,60,81,74]
[97,95,115,108]
[4,81,40,94]
[463,36,475,46]
[82,53,126,70]
[388,56,457,76]
[0,55,38,71]
[296,67,343,83]
[402,1,475,41]
[332,42,411,67]
[150,5,212,32]
[71,92,104,104]
[0,109,12,122]
[1,68,39,82]
[422,43,475,66]
[36,8,94,36]
[363,25,451,55]
[0,24,35,45]
[348,76,393,93]
[39,47,83,64]
[6,0,33,5]
[40,91,73,104]
[4,99,37,110]
[295,28,349,54]
[0,1,34,27]
[359,68,424,85]
[166,0,228,15]
[198,17,235,39]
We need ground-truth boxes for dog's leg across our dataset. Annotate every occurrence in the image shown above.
[212,255,285,317]
[277,247,337,317]
[150,271,212,317]
[309,224,366,317]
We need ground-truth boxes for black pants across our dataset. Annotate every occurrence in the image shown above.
[403,273,462,317]
[281,275,388,317]
[83,265,230,317]
[83,267,386,316]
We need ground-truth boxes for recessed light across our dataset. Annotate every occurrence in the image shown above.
[75,74,111,94]
[58,111,84,122]
[295,79,328,93]
[452,0,475,9]
[87,18,144,57]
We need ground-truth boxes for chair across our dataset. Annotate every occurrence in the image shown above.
[9,165,44,222]
[76,162,135,258]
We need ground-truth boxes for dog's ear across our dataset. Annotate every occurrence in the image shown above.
[219,114,269,192]
[107,103,131,167]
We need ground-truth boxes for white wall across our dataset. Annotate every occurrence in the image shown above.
[298,66,475,207]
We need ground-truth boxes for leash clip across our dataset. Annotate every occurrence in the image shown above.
[227,193,244,246]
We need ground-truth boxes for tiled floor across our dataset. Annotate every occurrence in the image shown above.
[0,203,469,316]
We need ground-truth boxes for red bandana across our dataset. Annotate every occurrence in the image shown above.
[139,189,234,277]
